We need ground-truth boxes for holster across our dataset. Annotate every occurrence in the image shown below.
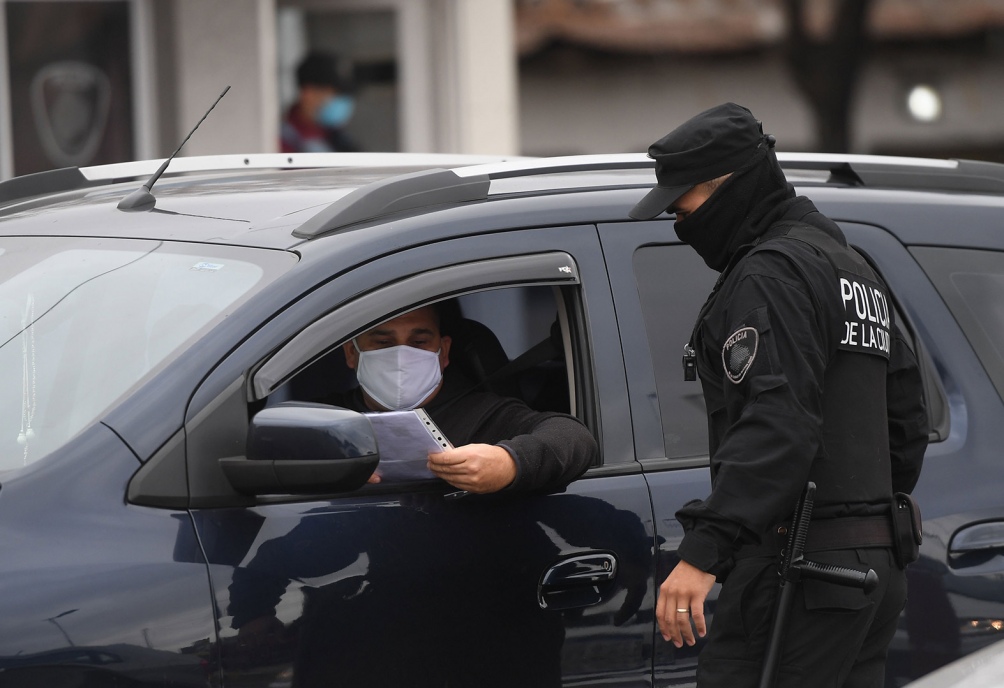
[891,493,923,568]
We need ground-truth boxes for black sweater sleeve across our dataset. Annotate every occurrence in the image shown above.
[431,392,597,493]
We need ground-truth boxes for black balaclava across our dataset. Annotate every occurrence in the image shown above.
[673,144,798,272]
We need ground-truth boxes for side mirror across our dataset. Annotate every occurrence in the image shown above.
[220,402,378,496]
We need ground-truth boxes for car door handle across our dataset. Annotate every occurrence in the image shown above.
[949,521,1004,573]
[538,553,617,610]
[950,522,1004,554]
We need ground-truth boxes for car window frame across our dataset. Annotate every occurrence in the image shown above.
[851,242,950,442]
[598,218,951,475]
[910,245,1004,416]
[838,222,953,443]
[250,252,579,400]
[598,220,714,470]
[159,225,629,509]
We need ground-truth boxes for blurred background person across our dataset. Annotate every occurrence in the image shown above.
[281,51,360,153]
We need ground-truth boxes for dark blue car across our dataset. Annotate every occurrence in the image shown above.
[0,152,1001,687]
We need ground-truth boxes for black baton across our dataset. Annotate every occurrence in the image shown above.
[758,482,879,688]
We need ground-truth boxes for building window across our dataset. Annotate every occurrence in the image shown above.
[4,0,134,176]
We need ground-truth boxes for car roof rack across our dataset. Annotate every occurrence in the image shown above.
[0,167,97,206]
[5,151,1004,225]
[291,153,648,238]
[0,153,523,208]
[292,152,1004,239]
[778,153,1004,193]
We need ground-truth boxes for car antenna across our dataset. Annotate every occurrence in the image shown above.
[118,85,231,212]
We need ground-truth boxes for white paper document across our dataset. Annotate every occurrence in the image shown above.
[364,408,453,482]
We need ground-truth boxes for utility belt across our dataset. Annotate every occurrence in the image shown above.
[736,493,922,568]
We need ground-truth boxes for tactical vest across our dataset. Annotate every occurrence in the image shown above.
[751,221,894,508]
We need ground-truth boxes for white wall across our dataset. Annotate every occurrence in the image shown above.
[172,0,279,155]
[431,0,519,155]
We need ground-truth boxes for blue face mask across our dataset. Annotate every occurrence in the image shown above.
[316,95,355,129]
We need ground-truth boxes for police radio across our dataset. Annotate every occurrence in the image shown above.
[683,343,697,382]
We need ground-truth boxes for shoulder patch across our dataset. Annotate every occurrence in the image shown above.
[722,326,758,384]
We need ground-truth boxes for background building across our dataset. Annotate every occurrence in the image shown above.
[2,0,1004,180]
[517,0,1004,158]
[0,0,517,179]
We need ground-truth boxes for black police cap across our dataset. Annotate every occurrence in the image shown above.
[629,102,768,220]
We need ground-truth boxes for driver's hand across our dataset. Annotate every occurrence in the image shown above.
[428,444,517,493]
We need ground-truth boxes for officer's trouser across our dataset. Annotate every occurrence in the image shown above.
[696,547,905,688]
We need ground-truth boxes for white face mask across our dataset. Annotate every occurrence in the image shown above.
[354,342,443,410]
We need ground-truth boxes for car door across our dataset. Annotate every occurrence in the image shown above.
[599,220,720,685]
[838,220,1004,685]
[599,214,976,688]
[183,225,657,688]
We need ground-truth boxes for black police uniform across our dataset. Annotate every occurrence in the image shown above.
[632,104,929,688]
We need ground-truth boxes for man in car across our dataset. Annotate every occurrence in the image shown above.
[229,305,602,686]
[629,103,929,686]
[322,303,597,493]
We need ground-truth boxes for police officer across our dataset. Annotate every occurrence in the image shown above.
[630,103,928,687]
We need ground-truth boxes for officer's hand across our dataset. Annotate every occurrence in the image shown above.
[428,444,517,493]
[657,559,716,648]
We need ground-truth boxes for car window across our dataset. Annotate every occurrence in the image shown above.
[173,236,612,509]
[632,244,717,460]
[634,242,951,454]
[911,246,1004,404]
[271,283,580,440]
[0,236,295,469]
[251,252,580,399]
[843,239,949,442]
[224,282,589,497]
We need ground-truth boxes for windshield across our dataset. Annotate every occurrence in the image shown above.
[0,237,296,470]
